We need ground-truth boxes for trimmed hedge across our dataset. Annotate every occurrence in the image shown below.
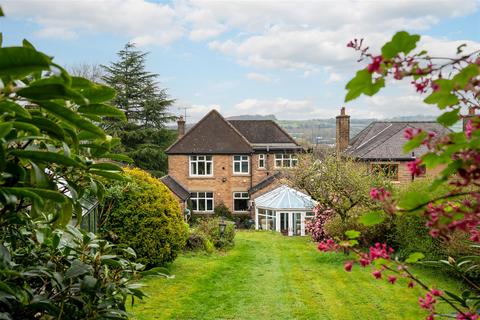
[101,167,189,267]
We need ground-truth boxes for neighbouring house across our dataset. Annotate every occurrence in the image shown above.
[336,107,452,184]
[162,110,304,221]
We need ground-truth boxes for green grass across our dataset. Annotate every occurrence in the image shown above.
[130,231,463,320]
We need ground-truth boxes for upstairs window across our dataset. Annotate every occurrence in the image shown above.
[233,192,249,212]
[371,163,399,180]
[274,154,298,168]
[190,155,213,177]
[258,154,266,169]
[233,155,249,174]
[190,192,214,212]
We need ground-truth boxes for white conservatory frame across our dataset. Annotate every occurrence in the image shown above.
[253,185,316,237]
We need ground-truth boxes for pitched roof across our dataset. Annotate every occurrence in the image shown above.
[166,110,301,154]
[228,120,298,144]
[347,121,451,160]
[166,110,253,154]
[249,172,281,195]
[160,175,190,201]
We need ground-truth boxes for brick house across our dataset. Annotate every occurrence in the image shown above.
[336,107,451,184]
[161,110,303,215]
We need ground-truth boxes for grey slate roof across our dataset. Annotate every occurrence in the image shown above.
[228,120,298,144]
[347,121,451,160]
[166,110,253,154]
[249,172,282,195]
[166,110,300,154]
[160,175,190,201]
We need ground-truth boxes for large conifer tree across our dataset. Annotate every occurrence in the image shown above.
[102,43,176,177]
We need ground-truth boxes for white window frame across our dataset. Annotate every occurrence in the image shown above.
[189,155,213,177]
[233,155,250,174]
[258,154,266,169]
[274,154,298,168]
[233,192,249,212]
[190,192,214,212]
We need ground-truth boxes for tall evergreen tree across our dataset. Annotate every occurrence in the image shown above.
[102,42,177,177]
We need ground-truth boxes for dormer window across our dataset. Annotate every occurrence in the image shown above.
[190,155,213,177]
[233,155,249,174]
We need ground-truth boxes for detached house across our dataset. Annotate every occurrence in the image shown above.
[336,107,452,183]
[162,110,303,215]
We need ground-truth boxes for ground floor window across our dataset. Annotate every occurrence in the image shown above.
[190,192,214,212]
[371,163,399,180]
[257,209,276,231]
[233,192,249,212]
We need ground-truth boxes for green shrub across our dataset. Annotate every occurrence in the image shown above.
[100,167,189,267]
[214,202,233,220]
[197,218,236,249]
[185,229,214,253]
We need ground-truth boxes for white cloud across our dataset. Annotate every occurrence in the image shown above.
[245,72,273,82]
[3,0,184,45]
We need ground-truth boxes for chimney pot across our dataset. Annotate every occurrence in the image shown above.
[177,115,186,138]
[336,107,350,153]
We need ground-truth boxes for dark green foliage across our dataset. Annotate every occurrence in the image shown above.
[185,229,214,253]
[392,214,443,260]
[102,43,177,177]
[0,26,144,319]
[0,225,145,319]
[214,202,233,220]
[100,168,189,267]
[197,218,236,250]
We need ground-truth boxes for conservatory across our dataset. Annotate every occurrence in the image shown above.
[254,185,317,236]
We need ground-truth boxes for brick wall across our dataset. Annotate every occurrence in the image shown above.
[168,153,295,214]
[366,161,445,185]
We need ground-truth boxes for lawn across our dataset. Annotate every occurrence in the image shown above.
[130,231,463,320]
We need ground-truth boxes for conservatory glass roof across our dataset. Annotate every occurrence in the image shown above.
[254,185,317,210]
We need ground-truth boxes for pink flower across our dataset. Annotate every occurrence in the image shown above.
[367,55,383,73]
[387,275,397,284]
[408,281,415,288]
[370,188,379,200]
[426,314,434,320]
[372,270,382,279]
[360,257,370,267]
[430,289,443,297]
[407,158,425,176]
[344,261,354,272]
[466,119,473,139]
[431,81,440,92]
[457,312,479,320]
[404,128,414,140]
[419,293,436,311]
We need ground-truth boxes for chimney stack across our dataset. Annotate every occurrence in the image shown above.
[463,107,476,132]
[336,107,350,153]
[177,115,185,138]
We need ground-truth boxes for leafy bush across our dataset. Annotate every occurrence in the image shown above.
[197,218,236,249]
[0,224,145,319]
[214,202,233,220]
[185,229,214,253]
[0,22,145,319]
[100,167,189,267]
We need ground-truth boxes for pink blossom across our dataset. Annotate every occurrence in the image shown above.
[387,275,397,284]
[466,119,473,139]
[407,158,425,176]
[408,281,415,288]
[367,55,383,73]
[360,257,370,267]
[430,289,443,297]
[372,270,382,279]
[457,312,479,320]
[344,261,354,272]
[419,293,436,312]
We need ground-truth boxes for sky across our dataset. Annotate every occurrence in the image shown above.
[1,0,480,123]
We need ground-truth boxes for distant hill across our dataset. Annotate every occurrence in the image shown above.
[167,113,459,146]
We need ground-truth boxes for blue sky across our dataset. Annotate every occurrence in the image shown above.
[1,0,479,122]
